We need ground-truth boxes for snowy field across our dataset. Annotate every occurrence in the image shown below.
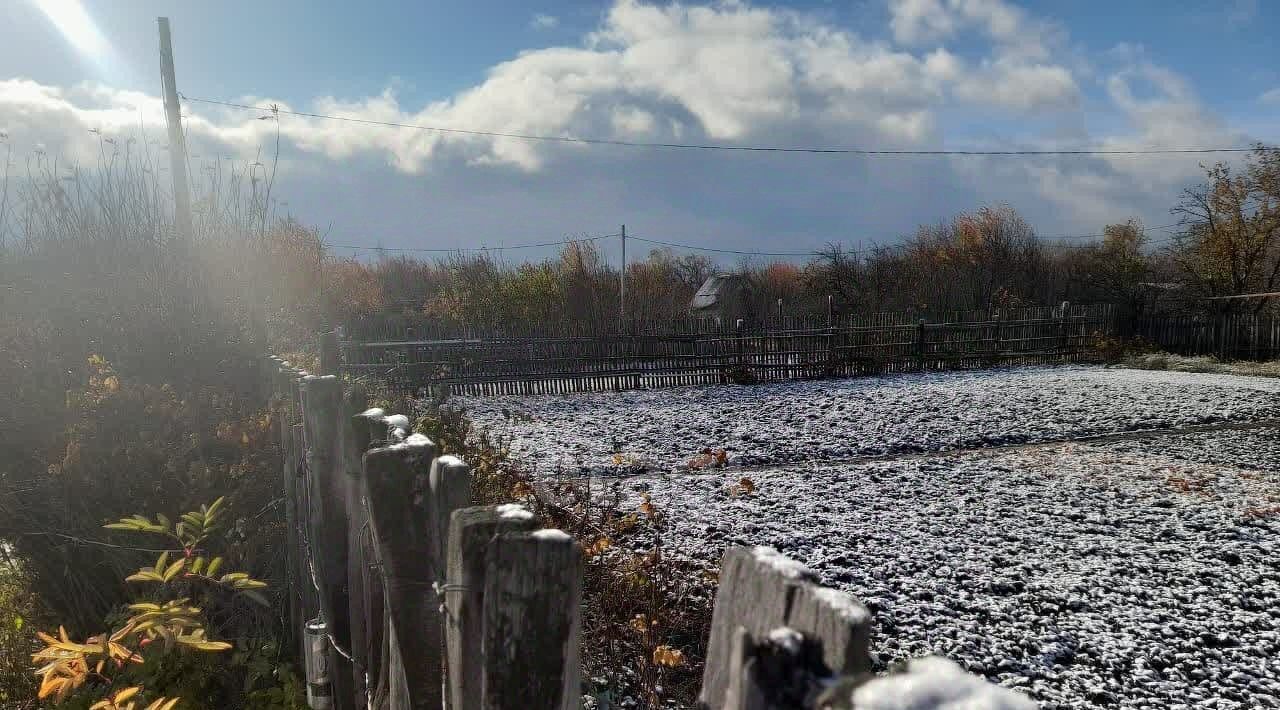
[459,366,1280,476]
[454,366,1280,708]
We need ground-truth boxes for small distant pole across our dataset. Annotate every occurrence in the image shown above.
[157,17,193,239]
[619,224,627,325]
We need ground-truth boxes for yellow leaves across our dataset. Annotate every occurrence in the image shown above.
[687,447,728,470]
[91,688,182,710]
[511,480,535,499]
[583,536,612,559]
[162,558,186,582]
[652,645,685,668]
[629,614,652,635]
[87,354,109,373]
[638,493,657,520]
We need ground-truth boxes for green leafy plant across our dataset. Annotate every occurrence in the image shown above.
[31,499,267,707]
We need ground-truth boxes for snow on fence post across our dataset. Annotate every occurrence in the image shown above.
[301,374,357,710]
[480,530,582,710]
[362,435,446,710]
[350,406,393,710]
[445,505,539,710]
[700,547,872,710]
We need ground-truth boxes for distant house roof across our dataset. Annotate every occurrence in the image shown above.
[691,273,745,311]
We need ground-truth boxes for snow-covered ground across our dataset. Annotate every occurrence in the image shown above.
[451,366,1280,708]
[459,366,1280,476]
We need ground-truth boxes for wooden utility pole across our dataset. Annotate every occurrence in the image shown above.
[619,224,627,324]
[158,17,193,239]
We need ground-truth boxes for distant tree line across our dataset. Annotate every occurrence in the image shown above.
[325,145,1279,331]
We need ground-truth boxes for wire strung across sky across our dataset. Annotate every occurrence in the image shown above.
[325,232,620,253]
[180,94,1268,157]
[327,223,1187,260]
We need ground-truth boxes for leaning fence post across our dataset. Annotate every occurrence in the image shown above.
[480,530,582,710]
[363,436,445,710]
[445,505,539,710]
[700,547,872,710]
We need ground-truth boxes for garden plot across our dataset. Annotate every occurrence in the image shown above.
[459,365,1280,476]
[453,366,1280,708]
[612,432,1280,709]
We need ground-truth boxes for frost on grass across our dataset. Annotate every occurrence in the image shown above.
[459,365,1280,475]
[851,657,1036,710]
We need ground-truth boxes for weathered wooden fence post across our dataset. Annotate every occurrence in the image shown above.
[480,530,582,710]
[363,431,468,710]
[701,547,872,710]
[301,374,357,710]
[350,406,392,710]
[916,319,926,371]
[445,505,539,710]
[321,330,342,376]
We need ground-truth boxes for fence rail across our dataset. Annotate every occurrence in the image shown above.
[340,304,1115,396]
[266,355,1036,709]
[1134,312,1280,360]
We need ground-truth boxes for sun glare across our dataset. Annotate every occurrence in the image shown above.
[34,0,107,56]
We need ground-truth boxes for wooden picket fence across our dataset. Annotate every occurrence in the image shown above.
[1132,312,1280,360]
[266,356,1033,710]
[339,304,1115,397]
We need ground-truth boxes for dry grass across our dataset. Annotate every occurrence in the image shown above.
[1121,352,1280,377]
[415,405,715,708]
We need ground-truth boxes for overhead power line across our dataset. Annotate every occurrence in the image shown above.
[181,94,1267,157]
[329,224,1188,260]
[326,232,619,254]
[630,227,1185,258]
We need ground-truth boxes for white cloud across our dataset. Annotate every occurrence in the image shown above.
[1260,88,1280,105]
[0,0,1264,240]
[889,0,1054,59]
[530,13,559,30]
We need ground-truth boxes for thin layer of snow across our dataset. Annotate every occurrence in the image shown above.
[435,454,464,467]
[496,503,534,521]
[457,366,1280,475]
[752,545,814,581]
[451,367,1280,708]
[532,528,572,542]
[383,414,411,431]
[811,586,871,625]
[617,435,1280,709]
[360,407,386,418]
[852,657,1036,710]
[387,433,431,451]
[766,626,803,654]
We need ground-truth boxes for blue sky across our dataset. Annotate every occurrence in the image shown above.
[1,0,1277,262]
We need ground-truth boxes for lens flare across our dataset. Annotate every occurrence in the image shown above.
[34,0,108,56]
